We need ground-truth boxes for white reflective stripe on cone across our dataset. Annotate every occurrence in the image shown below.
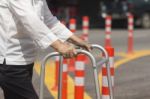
[102,76,114,86]
[109,57,114,68]
[129,18,133,23]
[63,64,68,72]
[83,21,89,26]
[83,29,89,34]
[69,24,76,30]
[106,34,111,39]
[102,95,110,99]
[128,25,133,30]
[75,77,84,86]
[75,62,84,70]
[106,27,111,33]
[106,20,111,25]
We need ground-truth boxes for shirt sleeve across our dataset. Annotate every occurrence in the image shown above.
[43,0,73,42]
[8,0,59,49]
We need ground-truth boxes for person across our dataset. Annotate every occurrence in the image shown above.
[0,0,91,99]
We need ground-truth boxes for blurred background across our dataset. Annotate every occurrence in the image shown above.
[44,0,150,99]
[0,0,150,99]
[46,0,150,28]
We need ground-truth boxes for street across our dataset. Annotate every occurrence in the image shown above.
[0,29,150,99]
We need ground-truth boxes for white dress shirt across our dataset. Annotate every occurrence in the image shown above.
[0,0,73,65]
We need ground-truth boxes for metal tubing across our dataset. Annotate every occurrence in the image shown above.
[97,59,108,66]
[39,49,102,99]
[91,44,109,60]
[91,44,113,99]
[40,52,61,99]
[58,56,63,99]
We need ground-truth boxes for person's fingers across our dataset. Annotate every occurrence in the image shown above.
[68,45,76,57]
[60,43,77,58]
[72,48,77,56]
[69,48,76,58]
[87,45,92,52]
[82,44,91,52]
[63,49,74,58]
[63,54,70,58]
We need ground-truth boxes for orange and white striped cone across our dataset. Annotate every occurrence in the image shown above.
[82,16,89,64]
[102,47,114,99]
[52,56,59,91]
[62,59,68,99]
[127,13,134,54]
[68,18,76,71]
[82,16,89,42]
[105,16,112,47]
[69,18,76,33]
[75,54,85,99]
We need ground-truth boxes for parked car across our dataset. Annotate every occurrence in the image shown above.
[99,0,150,28]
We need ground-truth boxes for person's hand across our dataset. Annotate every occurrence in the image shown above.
[78,41,92,52]
[67,35,92,52]
[51,40,77,58]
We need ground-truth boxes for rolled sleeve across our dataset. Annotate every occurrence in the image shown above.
[8,0,59,49]
[38,32,58,49]
[50,22,73,42]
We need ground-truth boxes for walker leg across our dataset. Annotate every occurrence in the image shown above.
[58,56,64,99]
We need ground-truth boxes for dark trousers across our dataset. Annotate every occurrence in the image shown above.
[0,60,39,99]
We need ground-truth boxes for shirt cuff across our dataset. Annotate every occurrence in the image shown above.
[37,32,58,49]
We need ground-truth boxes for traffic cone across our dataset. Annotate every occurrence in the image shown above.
[127,13,134,54]
[82,16,90,64]
[105,16,112,47]
[75,54,85,99]
[62,59,68,99]
[68,18,76,71]
[102,47,114,99]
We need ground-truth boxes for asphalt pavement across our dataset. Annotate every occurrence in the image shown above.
[0,29,150,99]
[115,56,150,99]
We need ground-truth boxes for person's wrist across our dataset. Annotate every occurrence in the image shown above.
[80,41,87,46]
[51,40,62,51]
